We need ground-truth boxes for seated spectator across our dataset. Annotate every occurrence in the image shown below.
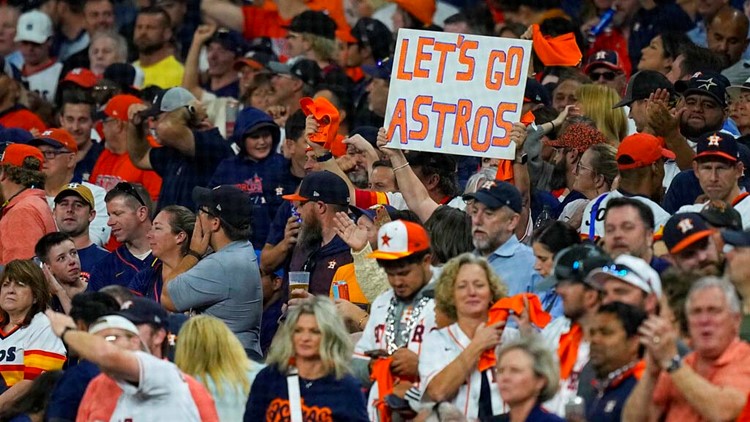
[662,212,723,276]
[15,10,62,103]
[531,221,581,316]
[0,70,46,133]
[161,186,263,360]
[88,30,128,77]
[175,315,265,421]
[57,91,104,184]
[244,297,368,421]
[34,232,88,314]
[0,260,67,410]
[588,254,663,315]
[88,182,154,291]
[128,205,195,302]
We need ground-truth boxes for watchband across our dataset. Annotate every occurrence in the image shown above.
[316,152,333,162]
[61,326,77,346]
[187,249,203,260]
[665,354,682,373]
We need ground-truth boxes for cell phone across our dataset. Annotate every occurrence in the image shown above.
[32,257,43,269]
[364,349,389,359]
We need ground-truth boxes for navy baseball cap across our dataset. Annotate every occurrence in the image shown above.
[363,57,393,81]
[662,213,713,254]
[117,297,169,330]
[268,58,322,88]
[283,10,337,40]
[584,50,625,74]
[463,180,523,213]
[722,229,750,247]
[283,170,350,206]
[701,200,743,230]
[695,132,739,163]
[675,71,730,108]
[614,70,674,108]
[193,185,253,230]
[524,78,551,107]
[548,244,612,287]
[349,204,398,222]
[351,18,393,62]
[207,28,246,56]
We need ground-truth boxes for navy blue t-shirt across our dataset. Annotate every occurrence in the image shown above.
[128,263,163,301]
[78,243,109,276]
[244,366,368,422]
[149,127,233,212]
[203,80,240,99]
[73,141,104,183]
[87,245,156,291]
[45,360,100,422]
[586,374,638,422]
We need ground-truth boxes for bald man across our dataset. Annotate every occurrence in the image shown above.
[710,6,750,84]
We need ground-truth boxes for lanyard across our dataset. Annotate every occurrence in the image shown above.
[286,366,303,422]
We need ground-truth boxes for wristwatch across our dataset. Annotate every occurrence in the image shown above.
[61,326,77,346]
[515,153,528,165]
[316,152,333,162]
[664,354,682,373]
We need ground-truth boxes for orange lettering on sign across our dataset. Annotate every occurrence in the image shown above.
[409,95,431,141]
[396,39,413,81]
[456,35,478,81]
[387,98,409,144]
[485,50,507,90]
[452,99,473,146]
[493,102,517,147]
[414,37,435,79]
[431,102,457,148]
[433,41,457,83]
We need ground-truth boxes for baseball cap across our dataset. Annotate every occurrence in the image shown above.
[726,75,750,102]
[0,127,32,146]
[349,204,398,222]
[675,71,730,108]
[89,315,140,336]
[524,78,551,107]
[207,28,246,56]
[28,128,78,153]
[616,133,676,170]
[61,68,98,89]
[350,18,393,63]
[54,183,95,209]
[283,10,337,40]
[192,185,253,231]
[233,51,274,71]
[463,180,522,213]
[584,50,625,75]
[392,0,435,26]
[548,244,612,287]
[15,10,53,44]
[662,212,714,254]
[363,57,393,81]
[368,220,430,260]
[300,96,340,148]
[694,131,739,163]
[101,94,143,122]
[117,297,169,330]
[614,70,673,108]
[140,87,196,118]
[103,63,143,93]
[701,200,743,230]
[721,229,750,247]
[282,170,350,206]
[544,123,608,154]
[587,254,662,298]
[268,58,323,88]
[0,144,43,169]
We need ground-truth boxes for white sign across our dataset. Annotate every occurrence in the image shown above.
[383,29,532,159]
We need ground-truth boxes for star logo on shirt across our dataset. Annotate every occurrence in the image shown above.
[275,187,284,196]
[381,233,392,247]
[677,218,694,234]
[328,260,337,269]
[708,134,722,146]
[697,78,717,91]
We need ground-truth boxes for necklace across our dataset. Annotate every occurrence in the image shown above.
[594,360,639,395]
[383,294,430,354]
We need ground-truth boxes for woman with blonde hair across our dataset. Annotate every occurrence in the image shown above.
[576,84,628,145]
[419,253,517,421]
[175,315,263,421]
[244,297,368,421]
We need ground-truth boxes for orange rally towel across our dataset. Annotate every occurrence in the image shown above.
[300,96,343,154]
[495,159,514,184]
[520,110,536,126]
[531,24,582,67]
[558,323,583,380]
[371,357,394,422]
[478,294,552,371]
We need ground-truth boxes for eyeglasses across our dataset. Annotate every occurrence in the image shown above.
[104,334,134,343]
[40,149,72,160]
[198,207,217,217]
[591,71,617,81]
[112,182,146,207]
[600,263,653,290]
[576,161,594,173]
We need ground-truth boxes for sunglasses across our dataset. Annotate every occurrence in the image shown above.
[112,182,145,207]
[590,71,617,81]
[599,263,653,290]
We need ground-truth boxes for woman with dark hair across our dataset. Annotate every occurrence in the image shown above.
[424,206,474,266]
[128,205,195,302]
[0,260,66,411]
[638,31,691,75]
[532,221,581,316]
[0,370,62,421]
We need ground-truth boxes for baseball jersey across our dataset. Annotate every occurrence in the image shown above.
[22,61,62,103]
[354,190,467,212]
[677,192,750,230]
[354,288,437,421]
[579,189,671,239]
[0,312,66,390]
[418,323,518,420]
[541,317,590,417]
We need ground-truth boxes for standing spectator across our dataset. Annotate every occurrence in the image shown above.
[87,182,155,291]
[268,58,322,116]
[92,94,162,200]
[58,0,118,75]
[53,183,110,274]
[116,297,171,360]
[662,212,723,276]
[0,260,66,411]
[709,7,750,85]
[34,232,88,314]
[161,186,263,360]
[602,197,670,273]
[201,28,243,98]
[244,297,368,422]
[127,87,233,211]
[88,30,128,77]
[58,92,103,183]
[155,0,196,61]
[15,10,62,103]
[347,17,392,71]
[176,315,265,422]
[284,11,338,72]
[54,0,88,62]
[132,6,184,89]
[623,277,750,421]
[28,128,109,246]
[0,144,56,264]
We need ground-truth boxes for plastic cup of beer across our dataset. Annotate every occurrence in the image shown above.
[288,272,310,297]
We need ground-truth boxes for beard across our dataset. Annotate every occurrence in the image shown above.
[136,38,166,55]
[347,168,369,189]
[299,214,323,251]
[680,116,723,140]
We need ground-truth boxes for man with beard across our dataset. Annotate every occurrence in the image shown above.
[35,232,89,314]
[283,170,366,304]
[676,71,732,143]
[663,212,724,276]
[132,6,184,89]
[708,7,750,85]
[720,229,750,341]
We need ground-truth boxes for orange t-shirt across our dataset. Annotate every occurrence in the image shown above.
[0,189,56,264]
[89,148,162,201]
[242,1,351,43]
[0,107,46,133]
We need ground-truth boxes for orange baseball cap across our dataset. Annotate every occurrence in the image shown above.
[0,144,44,169]
[368,220,430,260]
[62,67,98,88]
[616,133,676,170]
[102,94,143,122]
[29,128,78,153]
[392,0,435,26]
[300,96,343,155]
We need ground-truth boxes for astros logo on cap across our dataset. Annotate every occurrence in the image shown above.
[367,220,430,260]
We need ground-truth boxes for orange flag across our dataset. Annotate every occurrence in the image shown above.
[531,24,582,67]
[558,323,583,380]
[371,357,394,422]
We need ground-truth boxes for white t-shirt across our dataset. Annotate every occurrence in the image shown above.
[23,62,63,103]
[47,181,111,247]
[110,351,201,421]
[579,189,671,238]
[418,323,518,420]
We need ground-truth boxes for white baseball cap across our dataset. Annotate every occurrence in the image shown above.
[367,220,430,260]
[89,315,140,336]
[15,10,53,44]
[587,254,663,298]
